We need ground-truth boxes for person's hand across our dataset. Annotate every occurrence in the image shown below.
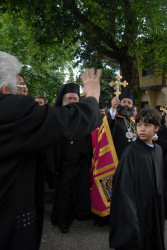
[81,68,102,103]
[111,96,120,110]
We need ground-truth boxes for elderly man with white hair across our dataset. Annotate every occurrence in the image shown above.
[0,51,102,250]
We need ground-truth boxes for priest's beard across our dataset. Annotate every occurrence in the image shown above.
[117,104,134,118]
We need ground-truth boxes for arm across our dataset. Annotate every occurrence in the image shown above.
[110,96,120,118]
[2,68,102,153]
[15,96,102,152]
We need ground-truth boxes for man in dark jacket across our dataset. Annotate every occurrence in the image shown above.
[0,51,102,250]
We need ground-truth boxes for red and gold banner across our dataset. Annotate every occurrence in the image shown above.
[90,116,118,217]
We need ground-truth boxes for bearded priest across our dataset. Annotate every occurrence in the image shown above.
[106,89,136,160]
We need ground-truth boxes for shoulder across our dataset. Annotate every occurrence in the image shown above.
[115,115,124,122]
[1,94,39,119]
[81,97,98,105]
[113,143,136,182]
[12,94,37,112]
[77,97,100,112]
[3,94,35,106]
[154,143,163,153]
[119,141,136,160]
[119,141,139,164]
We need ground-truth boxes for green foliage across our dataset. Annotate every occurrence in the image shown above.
[0,0,167,99]
[0,9,74,102]
[21,65,64,104]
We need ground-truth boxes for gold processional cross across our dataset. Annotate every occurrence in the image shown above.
[109,74,128,97]
[160,105,167,115]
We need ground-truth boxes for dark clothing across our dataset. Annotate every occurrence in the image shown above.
[35,153,45,249]
[106,111,135,159]
[0,94,102,250]
[44,148,57,189]
[109,138,165,250]
[51,134,92,227]
[115,248,139,250]
[157,125,167,219]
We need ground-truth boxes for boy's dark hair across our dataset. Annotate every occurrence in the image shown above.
[135,107,161,126]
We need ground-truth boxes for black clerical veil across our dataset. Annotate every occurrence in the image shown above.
[119,89,134,102]
[55,83,80,106]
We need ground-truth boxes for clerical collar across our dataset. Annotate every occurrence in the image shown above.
[136,136,154,151]
[116,113,135,122]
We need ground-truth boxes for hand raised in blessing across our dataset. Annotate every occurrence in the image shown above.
[81,68,102,103]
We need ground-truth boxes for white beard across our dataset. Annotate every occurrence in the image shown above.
[62,95,67,106]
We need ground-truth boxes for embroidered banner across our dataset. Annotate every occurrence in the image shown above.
[90,116,118,217]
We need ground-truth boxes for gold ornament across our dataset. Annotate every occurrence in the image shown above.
[109,74,128,97]
[160,105,167,115]
[124,118,137,142]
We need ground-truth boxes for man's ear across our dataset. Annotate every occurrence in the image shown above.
[1,85,11,94]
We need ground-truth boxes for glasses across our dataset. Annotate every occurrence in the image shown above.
[17,84,27,88]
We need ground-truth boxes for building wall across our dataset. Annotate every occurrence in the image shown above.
[141,88,167,108]
[139,71,163,88]
[139,70,167,108]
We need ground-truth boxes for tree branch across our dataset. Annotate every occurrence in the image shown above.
[63,0,120,56]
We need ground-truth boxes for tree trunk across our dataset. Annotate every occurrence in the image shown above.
[119,55,139,90]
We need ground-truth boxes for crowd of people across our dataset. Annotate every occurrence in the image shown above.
[0,51,166,250]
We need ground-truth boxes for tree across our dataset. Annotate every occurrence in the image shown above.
[1,0,167,94]
[0,9,78,103]
[62,0,167,88]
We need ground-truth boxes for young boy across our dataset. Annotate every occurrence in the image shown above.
[109,107,165,250]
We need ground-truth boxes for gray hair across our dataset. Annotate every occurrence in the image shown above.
[0,51,21,94]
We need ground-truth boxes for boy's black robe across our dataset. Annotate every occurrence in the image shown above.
[109,138,165,250]
[157,125,167,219]
[0,94,102,250]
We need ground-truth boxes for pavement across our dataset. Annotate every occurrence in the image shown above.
[40,204,110,250]
[40,191,167,250]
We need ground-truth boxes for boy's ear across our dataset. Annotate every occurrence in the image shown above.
[155,125,160,132]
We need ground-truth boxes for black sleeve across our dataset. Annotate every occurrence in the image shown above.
[15,96,102,152]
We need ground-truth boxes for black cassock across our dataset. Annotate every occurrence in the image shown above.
[0,94,102,250]
[157,125,167,219]
[109,138,165,250]
[51,134,92,227]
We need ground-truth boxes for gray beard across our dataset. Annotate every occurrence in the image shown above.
[117,104,134,118]
[62,99,67,106]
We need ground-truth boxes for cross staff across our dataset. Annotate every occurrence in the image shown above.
[160,105,167,115]
[109,74,128,97]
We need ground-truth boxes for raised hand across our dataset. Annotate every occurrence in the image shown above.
[111,96,120,110]
[80,68,102,103]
